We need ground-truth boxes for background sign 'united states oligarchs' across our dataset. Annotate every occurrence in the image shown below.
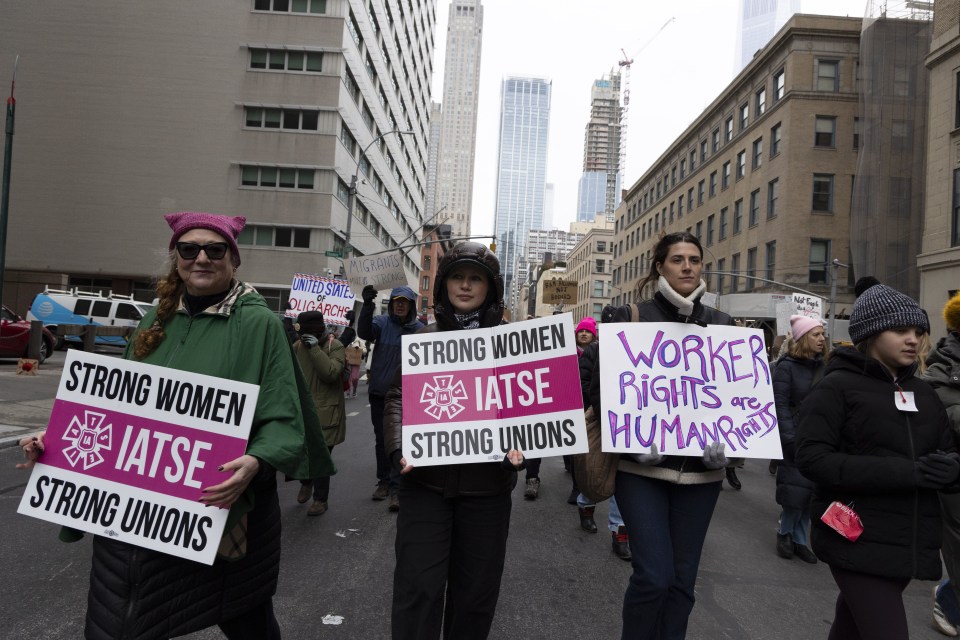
[401,313,587,467]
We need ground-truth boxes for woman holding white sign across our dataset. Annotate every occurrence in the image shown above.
[384,241,525,640]
[588,231,734,640]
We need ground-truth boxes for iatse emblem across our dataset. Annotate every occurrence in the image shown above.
[62,410,113,470]
[419,375,468,420]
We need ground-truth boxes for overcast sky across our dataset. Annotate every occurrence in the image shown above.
[429,0,871,238]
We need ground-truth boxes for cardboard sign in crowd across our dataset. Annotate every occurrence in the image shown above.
[286,273,356,327]
[401,314,588,466]
[599,323,782,459]
[18,351,258,565]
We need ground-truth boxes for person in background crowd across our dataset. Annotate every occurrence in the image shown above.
[575,313,631,561]
[19,212,332,639]
[294,310,346,517]
[384,241,525,640]
[344,338,365,399]
[565,316,598,500]
[358,284,423,512]
[925,292,960,637]
[797,283,957,640]
[281,299,299,344]
[589,231,734,640]
[772,314,826,563]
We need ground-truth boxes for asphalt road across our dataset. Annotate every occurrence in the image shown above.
[0,351,950,639]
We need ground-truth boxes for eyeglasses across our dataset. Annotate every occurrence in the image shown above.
[175,242,229,261]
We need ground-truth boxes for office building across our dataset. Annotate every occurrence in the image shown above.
[567,228,614,321]
[577,72,622,222]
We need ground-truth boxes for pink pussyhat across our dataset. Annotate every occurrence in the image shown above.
[164,212,247,265]
[576,317,598,337]
[790,314,823,342]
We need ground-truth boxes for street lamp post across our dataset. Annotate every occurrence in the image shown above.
[827,258,849,341]
[344,129,414,261]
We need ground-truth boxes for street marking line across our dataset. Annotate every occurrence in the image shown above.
[347,411,359,417]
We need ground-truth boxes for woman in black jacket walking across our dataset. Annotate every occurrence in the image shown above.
[797,283,958,640]
[772,314,826,563]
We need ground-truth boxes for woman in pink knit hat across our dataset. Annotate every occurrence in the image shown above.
[771,314,827,563]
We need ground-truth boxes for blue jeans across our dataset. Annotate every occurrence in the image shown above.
[577,493,625,532]
[614,472,721,640]
[778,506,810,546]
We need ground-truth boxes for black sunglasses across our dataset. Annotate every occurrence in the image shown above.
[176,242,229,260]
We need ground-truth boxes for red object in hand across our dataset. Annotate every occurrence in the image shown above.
[821,501,864,541]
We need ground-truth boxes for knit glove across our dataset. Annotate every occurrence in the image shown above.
[915,452,960,489]
[702,441,729,470]
[627,443,663,466]
[362,285,377,303]
[301,334,319,348]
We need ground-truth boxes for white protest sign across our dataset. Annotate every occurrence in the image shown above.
[792,293,823,319]
[287,273,356,327]
[599,323,781,459]
[18,351,258,565]
[345,254,409,292]
[400,313,588,466]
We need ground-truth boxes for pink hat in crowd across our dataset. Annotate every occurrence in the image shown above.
[576,317,598,337]
[164,212,247,265]
[790,314,823,342]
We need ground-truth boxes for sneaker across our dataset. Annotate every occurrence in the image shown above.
[388,493,400,512]
[934,585,960,637]
[297,483,313,504]
[524,478,540,500]
[794,544,818,564]
[612,525,631,561]
[307,500,328,517]
[372,482,389,501]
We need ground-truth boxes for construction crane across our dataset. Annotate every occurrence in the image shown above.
[618,17,675,186]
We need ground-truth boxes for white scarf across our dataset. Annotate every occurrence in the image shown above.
[657,276,706,318]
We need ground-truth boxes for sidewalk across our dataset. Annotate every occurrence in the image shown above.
[0,351,63,449]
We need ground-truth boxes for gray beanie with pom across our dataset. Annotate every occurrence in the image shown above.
[848,284,929,344]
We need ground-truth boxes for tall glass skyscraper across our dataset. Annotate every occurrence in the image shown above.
[493,76,552,306]
[577,72,622,222]
[736,0,800,72]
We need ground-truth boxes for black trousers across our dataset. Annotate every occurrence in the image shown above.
[301,444,335,501]
[828,566,910,640]
[370,394,400,492]
[392,481,512,640]
[218,600,281,639]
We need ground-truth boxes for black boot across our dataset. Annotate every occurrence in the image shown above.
[579,506,598,533]
[768,460,779,475]
[725,467,742,490]
[776,532,794,559]
[612,525,631,560]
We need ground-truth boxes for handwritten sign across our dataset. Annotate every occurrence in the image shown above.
[776,294,824,336]
[287,273,356,327]
[400,313,588,466]
[345,254,409,292]
[542,279,578,305]
[599,323,781,459]
[18,351,258,564]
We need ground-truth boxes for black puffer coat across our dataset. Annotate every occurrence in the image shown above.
[773,355,822,509]
[796,346,956,580]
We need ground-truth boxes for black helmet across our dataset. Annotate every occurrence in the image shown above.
[434,242,505,329]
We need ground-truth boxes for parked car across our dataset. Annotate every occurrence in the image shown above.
[1,304,56,363]
[27,287,153,349]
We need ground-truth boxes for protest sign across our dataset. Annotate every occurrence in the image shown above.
[400,313,588,466]
[344,254,409,292]
[18,351,258,565]
[542,280,578,305]
[598,323,781,459]
[287,273,356,326]
[776,293,824,335]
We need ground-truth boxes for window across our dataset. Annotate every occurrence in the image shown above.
[336,179,350,203]
[765,241,776,281]
[739,103,749,129]
[249,48,323,73]
[593,280,605,297]
[893,65,911,97]
[421,276,430,290]
[809,239,830,283]
[696,220,703,240]
[812,174,835,212]
[733,199,743,234]
[725,117,734,142]
[746,248,757,291]
[719,207,728,240]
[749,190,760,227]
[956,71,960,129]
[688,187,695,210]
[731,253,741,292]
[245,107,320,132]
[671,166,677,186]
[705,262,713,290]
[707,214,715,246]
[240,165,315,190]
[736,151,746,180]
[700,140,708,162]
[597,241,607,252]
[709,172,717,197]
[891,119,911,152]
[712,128,720,152]
[773,69,785,101]
[690,149,697,171]
[678,195,684,216]
[423,255,431,270]
[420,297,429,312]
[853,117,861,149]
[771,123,782,156]
[717,258,726,294]
[752,138,763,169]
[767,178,779,218]
[595,259,605,273]
[238,225,310,248]
[679,159,686,179]
[722,162,731,189]
[816,59,839,92]
[953,169,960,246]
[755,86,766,116]
[815,116,837,148]
[698,180,705,205]
[254,0,328,15]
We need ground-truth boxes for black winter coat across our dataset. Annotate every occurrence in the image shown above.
[579,341,599,410]
[796,346,956,580]
[773,355,822,508]
[588,292,735,480]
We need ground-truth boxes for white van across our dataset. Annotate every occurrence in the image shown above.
[27,287,154,348]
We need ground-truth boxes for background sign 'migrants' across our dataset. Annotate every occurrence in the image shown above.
[17,351,258,565]
[599,323,782,459]
[401,313,588,466]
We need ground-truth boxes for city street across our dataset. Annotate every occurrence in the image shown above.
[0,351,949,639]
